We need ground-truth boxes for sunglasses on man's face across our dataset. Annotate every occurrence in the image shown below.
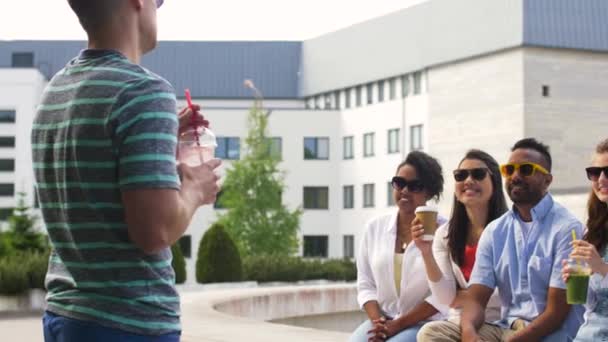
[453,168,490,182]
[156,0,164,8]
[391,176,425,193]
[499,162,549,178]
[585,166,608,181]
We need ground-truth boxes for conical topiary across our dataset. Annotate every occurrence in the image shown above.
[196,223,243,283]
[171,243,186,284]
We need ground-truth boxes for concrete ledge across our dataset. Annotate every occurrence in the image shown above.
[180,283,357,341]
[0,289,45,314]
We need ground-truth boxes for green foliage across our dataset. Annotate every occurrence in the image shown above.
[217,87,301,256]
[242,255,356,283]
[0,251,49,295]
[5,192,47,253]
[0,233,12,258]
[196,223,243,284]
[171,243,187,284]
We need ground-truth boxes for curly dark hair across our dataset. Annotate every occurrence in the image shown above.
[584,138,608,253]
[511,138,552,172]
[396,151,443,201]
[447,149,508,266]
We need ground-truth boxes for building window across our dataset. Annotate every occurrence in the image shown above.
[542,85,550,97]
[413,71,422,94]
[0,137,15,148]
[387,182,396,206]
[389,79,397,100]
[268,137,282,159]
[363,183,375,208]
[410,125,424,151]
[324,94,332,109]
[363,133,375,157]
[0,184,15,197]
[0,208,12,221]
[304,137,329,160]
[216,137,240,160]
[178,235,192,258]
[401,75,409,98]
[366,83,374,105]
[345,89,352,109]
[356,86,362,107]
[303,187,329,209]
[0,159,14,172]
[334,91,341,109]
[34,187,40,208]
[303,235,328,258]
[343,136,354,160]
[378,80,385,102]
[343,235,355,258]
[343,185,354,209]
[387,128,400,154]
[11,52,34,68]
[0,110,16,123]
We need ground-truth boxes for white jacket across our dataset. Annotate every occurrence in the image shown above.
[356,212,448,320]
[429,223,502,323]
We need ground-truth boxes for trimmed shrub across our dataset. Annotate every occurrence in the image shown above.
[171,244,186,284]
[24,251,49,289]
[0,256,29,295]
[243,255,357,282]
[196,223,243,283]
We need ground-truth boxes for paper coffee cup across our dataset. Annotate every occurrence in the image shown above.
[415,205,438,241]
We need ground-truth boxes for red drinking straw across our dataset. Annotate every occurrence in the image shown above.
[184,89,201,146]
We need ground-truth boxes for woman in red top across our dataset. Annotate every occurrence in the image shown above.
[411,149,508,331]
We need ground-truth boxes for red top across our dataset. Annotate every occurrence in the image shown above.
[461,244,478,282]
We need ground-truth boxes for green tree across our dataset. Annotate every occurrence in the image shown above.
[5,192,46,253]
[171,243,187,284]
[217,80,301,256]
[196,223,243,283]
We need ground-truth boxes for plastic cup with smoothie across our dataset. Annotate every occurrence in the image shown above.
[566,258,591,305]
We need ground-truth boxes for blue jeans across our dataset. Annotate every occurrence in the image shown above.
[350,319,428,342]
[43,311,181,342]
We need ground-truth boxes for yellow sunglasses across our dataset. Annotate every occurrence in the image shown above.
[499,162,549,177]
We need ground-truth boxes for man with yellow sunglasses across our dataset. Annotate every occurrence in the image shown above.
[452,138,584,341]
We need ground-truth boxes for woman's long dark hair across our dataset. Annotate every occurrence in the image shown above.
[447,149,508,266]
[584,139,608,253]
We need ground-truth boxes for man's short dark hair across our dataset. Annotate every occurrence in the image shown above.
[67,0,122,34]
[511,138,552,172]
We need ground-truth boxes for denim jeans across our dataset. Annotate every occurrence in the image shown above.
[43,311,181,342]
[349,319,428,342]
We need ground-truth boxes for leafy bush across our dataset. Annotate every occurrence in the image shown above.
[196,223,243,283]
[171,244,186,284]
[243,255,356,283]
[0,251,49,295]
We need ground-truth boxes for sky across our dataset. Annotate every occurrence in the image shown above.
[0,0,427,41]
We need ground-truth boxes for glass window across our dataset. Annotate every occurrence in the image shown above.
[0,110,16,123]
[366,83,374,105]
[356,86,362,107]
[413,71,422,94]
[11,52,34,68]
[268,137,282,160]
[363,133,375,157]
[0,184,14,197]
[0,159,14,172]
[388,129,400,154]
[343,235,355,258]
[378,81,385,102]
[387,182,396,206]
[178,235,192,258]
[389,79,396,100]
[334,91,341,109]
[304,137,329,160]
[34,187,40,209]
[345,89,352,109]
[410,125,424,151]
[0,208,12,221]
[343,136,354,160]
[303,235,328,258]
[363,183,375,208]
[0,137,15,147]
[343,185,354,209]
[303,187,329,209]
[401,75,410,98]
[324,94,332,109]
[216,137,240,160]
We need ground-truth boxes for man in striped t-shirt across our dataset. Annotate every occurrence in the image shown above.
[33,1,220,341]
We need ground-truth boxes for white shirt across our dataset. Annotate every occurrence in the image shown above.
[356,211,448,320]
[429,223,502,323]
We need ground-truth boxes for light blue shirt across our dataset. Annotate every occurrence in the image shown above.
[470,193,585,338]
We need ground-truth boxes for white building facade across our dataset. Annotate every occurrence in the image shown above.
[1,0,608,281]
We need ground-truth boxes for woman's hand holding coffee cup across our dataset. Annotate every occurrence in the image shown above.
[411,217,432,256]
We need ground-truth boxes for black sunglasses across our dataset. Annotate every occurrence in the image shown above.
[391,176,424,193]
[586,166,608,181]
[156,0,164,8]
[453,168,490,182]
